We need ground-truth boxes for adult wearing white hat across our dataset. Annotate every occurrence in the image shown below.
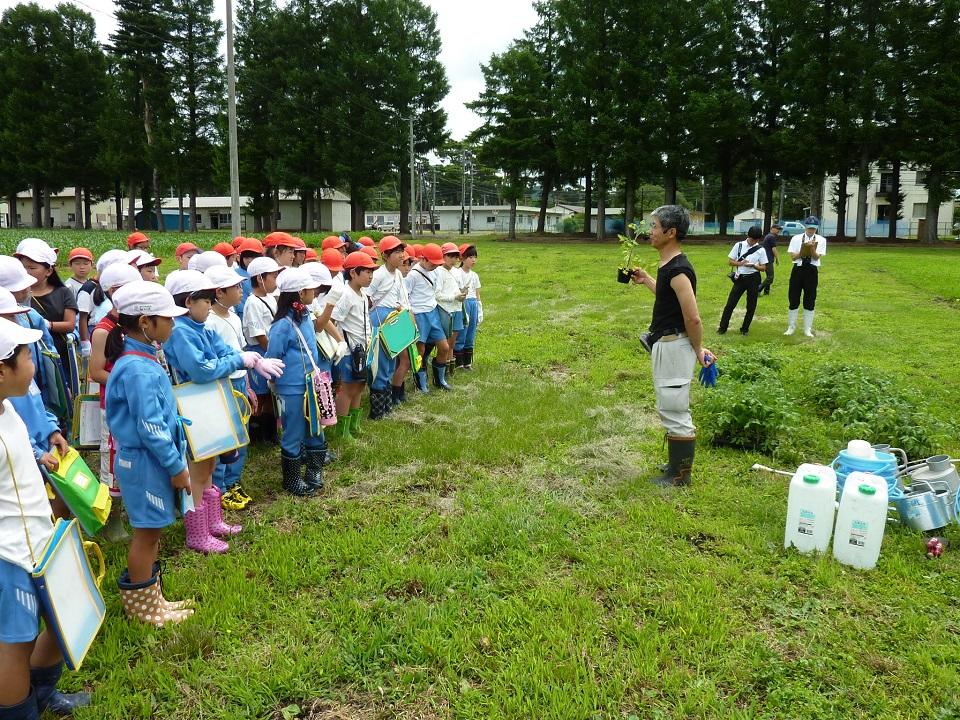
[14,238,77,367]
[784,215,827,337]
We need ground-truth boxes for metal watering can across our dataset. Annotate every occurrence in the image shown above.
[897,455,960,525]
[893,479,955,532]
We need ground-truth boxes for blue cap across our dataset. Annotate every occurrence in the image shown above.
[803,216,820,227]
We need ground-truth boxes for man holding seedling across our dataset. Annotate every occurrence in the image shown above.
[630,205,714,487]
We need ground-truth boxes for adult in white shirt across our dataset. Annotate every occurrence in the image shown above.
[784,215,827,337]
[717,226,768,336]
[367,236,412,416]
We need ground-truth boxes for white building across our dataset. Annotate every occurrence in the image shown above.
[0,188,114,229]
[819,167,954,238]
[365,205,575,234]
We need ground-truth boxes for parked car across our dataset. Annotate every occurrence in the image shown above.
[780,221,806,236]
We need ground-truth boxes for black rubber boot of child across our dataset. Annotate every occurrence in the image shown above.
[454,351,466,368]
[431,359,452,391]
[651,436,695,487]
[304,448,325,491]
[368,389,392,420]
[463,348,474,370]
[281,451,313,496]
[30,663,91,716]
[447,359,456,378]
[390,384,404,406]
[0,689,39,719]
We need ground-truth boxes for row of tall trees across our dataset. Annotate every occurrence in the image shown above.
[0,0,448,233]
[471,0,960,242]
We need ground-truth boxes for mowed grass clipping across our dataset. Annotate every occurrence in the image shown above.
[4,229,960,719]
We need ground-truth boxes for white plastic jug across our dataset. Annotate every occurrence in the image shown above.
[784,463,837,553]
[833,471,888,570]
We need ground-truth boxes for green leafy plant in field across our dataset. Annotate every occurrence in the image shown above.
[718,345,783,383]
[806,362,943,458]
[617,221,651,271]
[699,380,800,454]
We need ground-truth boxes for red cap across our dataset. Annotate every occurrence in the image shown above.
[263,232,297,249]
[411,244,424,258]
[236,237,264,255]
[304,248,318,262]
[402,251,415,263]
[321,248,345,272]
[343,250,377,270]
[232,236,246,249]
[126,231,149,249]
[68,247,93,262]
[292,237,307,250]
[175,242,199,258]
[379,235,404,254]
[360,246,379,259]
[459,243,474,256]
[213,242,237,258]
[322,235,347,251]
[358,236,374,247]
[421,243,444,265]
[441,242,460,256]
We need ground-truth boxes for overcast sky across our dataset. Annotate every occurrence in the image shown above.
[1,0,538,140]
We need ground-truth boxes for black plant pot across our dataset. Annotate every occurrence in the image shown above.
[617,268,633,283]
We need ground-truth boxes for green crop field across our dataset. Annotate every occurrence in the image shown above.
[3,229,959,719]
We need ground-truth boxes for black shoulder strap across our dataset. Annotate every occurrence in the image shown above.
[413,267,434,286]
[738,243,763,261]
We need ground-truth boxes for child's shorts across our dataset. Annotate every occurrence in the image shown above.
[335,354,368,384]
[451,310,465,333]
[114,447,177,528]
[0,558,41,643]
[415,307,447,344]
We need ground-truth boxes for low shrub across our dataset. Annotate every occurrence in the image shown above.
[699,380,799,454]
[718,346,784,383]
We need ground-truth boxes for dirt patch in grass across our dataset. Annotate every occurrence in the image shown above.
[331,462,423,501]
[272,694,446,720]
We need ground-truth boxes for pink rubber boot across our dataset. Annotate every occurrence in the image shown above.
[183,503,229,554]
[203,487,242,537]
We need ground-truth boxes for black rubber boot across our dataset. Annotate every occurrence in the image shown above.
[447,359,456,378]
[463,348,474,370]
[0,689,39,719]
[651,436,695,487]
[30,664,91,716]
[431,359,452,391]
[390,384,404,406]
[304,448,325,491]
[281,451,313,496]
[368,389,392,420]
[454,351,466,368]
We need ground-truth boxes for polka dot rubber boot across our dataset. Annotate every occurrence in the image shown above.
[118,569,194,627]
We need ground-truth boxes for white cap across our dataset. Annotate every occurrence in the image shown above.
[164,269,216,297]
[0,287,29,315]
[204,265,243,289]
[125,249,161,268]
[0,317,43,360]
[188,251,227,273]
[112,280,187,318]
[96,249,127,274]
[99,263,141,292]
[0,256,38,292]
[14,238,57,266]
[275,267,319,293]
[246,257,281,277]
[304,262,332,286]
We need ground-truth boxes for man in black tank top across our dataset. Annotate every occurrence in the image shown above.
[630,205,714,487]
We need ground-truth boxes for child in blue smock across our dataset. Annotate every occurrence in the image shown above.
[266,267,327,497]
[0,318,93,718]
[162,271,283,555]
[104,281,195,628]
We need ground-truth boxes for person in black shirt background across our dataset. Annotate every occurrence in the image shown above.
[759,224,781,295]
[630,205,714,487]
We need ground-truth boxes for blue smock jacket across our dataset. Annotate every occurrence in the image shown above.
[105,337,186,477]
[16,309,58,396]
[163,315,244,385]
[10,381,60,460]
[234,265,252,316]
[266,311,321,394]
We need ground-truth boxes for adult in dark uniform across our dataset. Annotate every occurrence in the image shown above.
[759,224,781,295]
[630,205,714,487]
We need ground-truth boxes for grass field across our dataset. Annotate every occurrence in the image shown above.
[3,230,960,720]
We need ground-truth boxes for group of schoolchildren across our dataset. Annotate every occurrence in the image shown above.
[0,230,482,719]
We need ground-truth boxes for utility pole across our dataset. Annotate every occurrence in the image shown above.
[460,150,467,235]
[409,116,416,238]
[226,0,241,233]
[431,166,437,234]
[778,176,786,221]
[467,159,474,234]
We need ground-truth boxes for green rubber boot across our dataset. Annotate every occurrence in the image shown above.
[348,407,363,438]
[335,415,355,442]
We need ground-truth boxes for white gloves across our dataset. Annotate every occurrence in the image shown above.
[80,341,91,357]
[240,351,285,379]
[333,340,349,362]
[477,301,484,324]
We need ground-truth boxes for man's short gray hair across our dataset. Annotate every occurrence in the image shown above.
[651,205,690,240]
